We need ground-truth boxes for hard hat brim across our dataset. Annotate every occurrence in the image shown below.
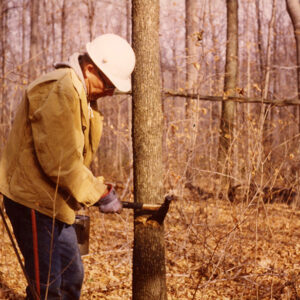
[99,64,132,92]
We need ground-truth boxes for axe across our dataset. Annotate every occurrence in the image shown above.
[122,195,174,224]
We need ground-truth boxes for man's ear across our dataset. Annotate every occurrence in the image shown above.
[83,63,94,79]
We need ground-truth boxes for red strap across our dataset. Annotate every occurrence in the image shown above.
[31,209,40,299]
[101,184,113,199]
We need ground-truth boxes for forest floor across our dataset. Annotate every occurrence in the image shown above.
[0,186,299,300]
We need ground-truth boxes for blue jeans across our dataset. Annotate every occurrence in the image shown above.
[4,197,84,300]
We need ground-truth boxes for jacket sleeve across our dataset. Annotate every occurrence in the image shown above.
[28,74,106,206]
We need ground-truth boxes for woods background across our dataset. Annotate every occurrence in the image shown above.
[1,0,300,197]
[0,0,300,299]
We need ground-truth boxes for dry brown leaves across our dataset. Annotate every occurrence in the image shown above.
[0,194,299,299]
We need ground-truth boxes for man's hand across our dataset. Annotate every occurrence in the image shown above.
[98,184,123,213]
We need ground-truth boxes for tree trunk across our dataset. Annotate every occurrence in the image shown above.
[217,0,238,189]
[0,0,9,146]
[257,0,276,180]
[61,0,66,61]
[29,0,39,81]
[51,0,56,66]
[208,0,221,173]
[132,0,166,299]
[286,0,300,132]
[255,0,264,91]
[84,0,95,41]
[21,0,27,77]
[126,0,133,183]
[184,0,200,184]
[185,0,199,99]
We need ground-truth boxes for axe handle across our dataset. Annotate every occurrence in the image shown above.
[122,201,161,211]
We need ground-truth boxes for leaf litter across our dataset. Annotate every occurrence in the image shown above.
[0,192,299,299]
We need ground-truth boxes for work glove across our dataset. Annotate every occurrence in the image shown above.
[98,184,123,214]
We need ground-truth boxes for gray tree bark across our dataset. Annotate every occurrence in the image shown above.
[217,0,238,189]
[286,0,300,131]
[29,0,39,81]
[61,0,66,61]
[84,0,95,41]
[185,0,199,102]
[132,0,166,299]
[184,0,200,184]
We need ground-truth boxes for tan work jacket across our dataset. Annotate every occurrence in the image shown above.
[0,68,107,224]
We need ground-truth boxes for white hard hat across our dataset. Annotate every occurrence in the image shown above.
[86,34,135,92]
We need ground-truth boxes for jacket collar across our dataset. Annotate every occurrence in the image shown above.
[55,54,94,122]
[54,53,87,94]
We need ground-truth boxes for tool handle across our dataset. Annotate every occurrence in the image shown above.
[122,201,142,210]
[122,201,161,211]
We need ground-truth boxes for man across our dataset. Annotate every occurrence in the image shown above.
[0,33,135,299]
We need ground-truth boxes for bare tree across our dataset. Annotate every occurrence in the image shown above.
[61,0,66,61]
[29,0,40,80]
[217,0,238,190]
[0,0,6,141]
[208,0,222,171]
[257,0,277,178]
[185,0,199,102]
[21,0,28,76]
[0,0,10,146]
[84,0,96,41]
[184,0,200,184]
[255,0,264,90]
[286,0,300,131]
[132,0,167,299]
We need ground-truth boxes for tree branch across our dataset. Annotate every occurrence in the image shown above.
[113,90,300,106]
[163,90,300,107]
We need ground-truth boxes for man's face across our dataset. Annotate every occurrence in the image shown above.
[84,64,115,101]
